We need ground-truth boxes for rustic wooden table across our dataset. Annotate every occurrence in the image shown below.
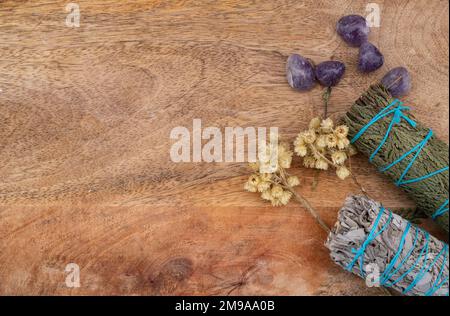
[0,0,448,295]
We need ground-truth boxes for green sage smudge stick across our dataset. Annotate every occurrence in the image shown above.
[344,84,449,232]
[326,195,449,296]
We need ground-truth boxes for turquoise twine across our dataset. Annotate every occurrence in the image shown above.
[346,207,392,277]
[351,99,449,220]
[347,207,449,296]
[433,200,449,220]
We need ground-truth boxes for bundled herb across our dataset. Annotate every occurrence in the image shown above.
[326,195,449,296]
[344,84,449,232]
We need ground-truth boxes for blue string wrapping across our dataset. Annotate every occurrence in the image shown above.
[351,99,449,220]
[345,86,449,232]
[327,195,449,296]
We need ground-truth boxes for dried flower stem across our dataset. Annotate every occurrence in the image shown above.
[312,146,369,198]
[289,188,331,233]
[278,169,331,233]
[348,156,370,198]
[322,86,332,118]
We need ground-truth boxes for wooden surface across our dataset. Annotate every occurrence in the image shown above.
[0,0,448,295]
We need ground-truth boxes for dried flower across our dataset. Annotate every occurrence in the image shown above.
[244,175,259,192]
[287,175,300,187]
[278,143,293,169]
[261,190,272,201]
[244,142,297,207]
[271,184,284,198]
[336,166,350,180]
[257,173,272,192]
[302,130,317,144]
[326,134,338,148]
[315,158,329,170]
[331,151,347,165]
[303,156,316,168]
[295,144,308,157]
[337,137,350,150]
[321,118,334,132]
[315,135,328,148]
[244,140,330,232]
[293,117,355,180]
[335,125,349,139]
[309,117,322,130]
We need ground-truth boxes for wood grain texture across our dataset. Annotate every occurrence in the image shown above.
[0,0,448,295]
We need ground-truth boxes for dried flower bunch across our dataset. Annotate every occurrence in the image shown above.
[294,117,356,180]
[243,142,331,231]
[244,142,300,207]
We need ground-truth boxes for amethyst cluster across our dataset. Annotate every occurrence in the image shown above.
[286,14,411,97]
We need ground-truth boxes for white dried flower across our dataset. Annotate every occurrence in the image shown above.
[315,159,329,170]
[261,190,272,201]
[303,156,316,168]
[309,117,322,130]
[302,130,317,144]
[244,175,259,192]
[331,151,347,165]
[295,144,308,157]
[321,118,334,132]
[315,135,328,148]
[326,134,338,148]
[287,176,300,187]
[271,184,284,198]
[337,138,350,150]
[279,190,293,205]
[334,125,349,139]
[336,166,350,180]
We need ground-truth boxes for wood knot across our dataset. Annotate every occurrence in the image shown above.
[148,257,194,294]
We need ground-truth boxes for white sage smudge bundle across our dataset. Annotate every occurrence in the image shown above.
[326,195,449,296]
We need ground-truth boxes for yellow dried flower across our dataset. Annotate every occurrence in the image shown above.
[245,142,299,207]
[271,184,284,198]
[315,135,328,148]
[313,147,326,160]
[337,137,350,150]
[295,144,308,157]
[270,190,292,206]
[334,125,349,139]
[315,158,329,170]
[326,134,338,148]
[309,117,322,130]
[294,134,305,147]
[331,151,347,165]
[256,173,272,192]
[287,175,300,187]
[244,174,259,192]
[276,143,293,169]
[261,190,272,201]
[293,117,353,181]
[321,118,334,132]
[303,156,316,168]
[302,130,317,144]
[257,181,271,192]
[280,190,293,205]
[336,166,350,180]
